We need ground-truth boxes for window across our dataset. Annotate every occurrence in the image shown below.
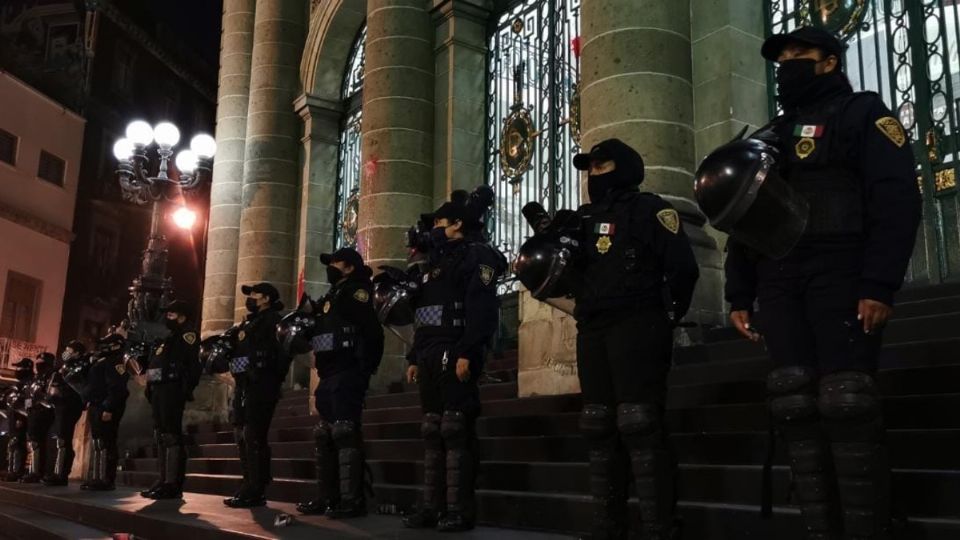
[0,272,42,343]
[486,0,582,287]
[0,129,16,166]
[112,43,136,95]
[334,25,366,249]
[37,150,66,186]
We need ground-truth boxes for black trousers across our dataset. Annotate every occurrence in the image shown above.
[576,308,674,406]
[26,407,54,442]
[149,383,186,436]
[88,404,125,483]
[314,367,369,424]
[52,396,84,441]
[231,383,279,493]
[414,339,481,418]
[756,247,883,374]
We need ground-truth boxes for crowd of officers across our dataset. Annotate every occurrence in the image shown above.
[0,26,920,540]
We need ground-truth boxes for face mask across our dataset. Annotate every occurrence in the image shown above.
[776,58,821,108]
[61,351,73,362]
[165,318,181,331]
[15,369,31,382]
[245,297,260,314]
[326,266,344,285]
[430,227,449,247]
[587,170,618,202]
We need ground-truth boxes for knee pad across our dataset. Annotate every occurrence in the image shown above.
[55,437,70,450]
[767,366,819,424]
[817,371,880,422]
[331,420,359,449]
[616,403,660,438]
[579,404,616,442]
[440,410,467,446]
[313,420,333,445]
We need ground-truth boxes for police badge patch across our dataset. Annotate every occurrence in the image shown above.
[796,137,816,159]
[323,301,331,314]
[115,364,126,376]
[183,332,197,345]
[353,289,369,303]
[656,209,680,235]
[238,330,246,342]
[479,265,495,286]
[875,117,906,147]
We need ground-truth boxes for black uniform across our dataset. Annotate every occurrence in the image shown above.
[82,339,130,490]
[225,301,289,506]
[22,356,55,483]
[42,353,86,485]
[298,261,384,518]
[571,140,699,540]
[724,28,922,540]
[403,231,507,531]
[2,368,31,482]
[141,326,201,498]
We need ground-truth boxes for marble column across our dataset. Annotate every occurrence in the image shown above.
[202,0,256,336]
[430,0,491,207]
[235,0,308,317]
[359,0,435,270]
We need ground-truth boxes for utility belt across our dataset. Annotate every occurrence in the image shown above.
[311,326,357,353]
[414,303,465,329]
[229,350,274,375]
[145,367,183,384]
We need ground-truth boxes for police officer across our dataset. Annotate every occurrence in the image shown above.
[568,139,699,540]
[2,358,33,481]
[223,282,290,508]
[296,248,384,518]
[402,186,507,532]
[41,340,87,486]
[140,300,201,499]
[21,352,56,483]
[723,28,921,540]
[81,332,130,491]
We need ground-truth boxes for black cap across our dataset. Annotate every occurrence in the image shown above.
[36,352,55,364]
[12,358,33,369]
[65,340,86,354]
[573,138,645,181]
[320,247,364,269]
[433,190,469,223]
[96,333,125,347]
[761,26,844,63]
[161,299,194,319]
[240,282,280,303]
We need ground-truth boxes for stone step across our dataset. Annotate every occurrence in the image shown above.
[119,457,960,519]
[188,428,960,468]
[0,500,112,540]
[0,483,571,539]
[895,283,960,303]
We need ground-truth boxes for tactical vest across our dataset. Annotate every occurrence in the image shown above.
[774,92,865,240]
[414,243,469,339]
[311,286,359,356]
[229,310,280,377]
[576,191,662,316]
[146,337,183,385]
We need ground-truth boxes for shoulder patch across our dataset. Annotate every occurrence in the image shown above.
[656,208,680,235]
[238,330,246,342]
[353,289,369,303]
[875,116,906,147]
[115,363,126,376]
[479,264,495,286]
[183,332,197,345]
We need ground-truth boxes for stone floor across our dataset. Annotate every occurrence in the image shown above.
[0,483,578,539]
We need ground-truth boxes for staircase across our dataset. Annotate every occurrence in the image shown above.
[97,283,960,538]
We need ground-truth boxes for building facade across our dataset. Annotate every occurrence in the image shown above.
[206,0,956,396]
[0,70,84,367]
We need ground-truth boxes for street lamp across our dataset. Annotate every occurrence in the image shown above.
[113,120,216,342]
[172,207,197,230]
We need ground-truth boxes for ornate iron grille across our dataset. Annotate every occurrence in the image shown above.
[486,0,582,291]
[764,0,960,283]
[334,25,366,249]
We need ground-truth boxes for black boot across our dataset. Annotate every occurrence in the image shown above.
[141,430,165,497]
[80,439,105,490]
[151,434,185,499]
[436,411,476,532]
[819,372,892,540]
[223,427,252,506]
[20,441,43,483]
[297,421,338,515]
[402,413,444,529]
[580,404,627,540]
[4,436,25,482]
[85,438,116,491]
[326,421,367,519]
[42,437,73,486]
[225,431,267,508]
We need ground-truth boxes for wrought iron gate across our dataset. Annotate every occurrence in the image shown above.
[334,26,366,249]
[486,0,581,290]
[765,0,960,284]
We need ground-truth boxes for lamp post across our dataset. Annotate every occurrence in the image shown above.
[113,120,216,343]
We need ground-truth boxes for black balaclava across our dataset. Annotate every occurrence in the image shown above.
[776,58,852,110]
[583,139,645,202]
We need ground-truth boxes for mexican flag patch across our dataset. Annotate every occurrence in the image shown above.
[793,124,825,138]
[593,223,616,235]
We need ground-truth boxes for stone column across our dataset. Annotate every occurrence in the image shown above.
[235,0,308,317]
[430,0,490,207]
[202,0,256,336]
[359,0,435,270]
[690,0,768,319]
[360,0,435,391]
